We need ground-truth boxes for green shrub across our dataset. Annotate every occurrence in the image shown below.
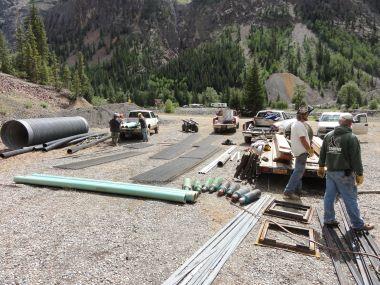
[369,100,378,110]
[40,102,48,108]
[91,96,108,106]
[273,100,288,109]
[0,106,7,115]
[165,99,175,113]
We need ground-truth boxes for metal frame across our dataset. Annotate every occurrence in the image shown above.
[264,199,314,223]
[255,220,320,258]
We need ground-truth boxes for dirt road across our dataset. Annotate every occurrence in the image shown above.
[0,113,379,284]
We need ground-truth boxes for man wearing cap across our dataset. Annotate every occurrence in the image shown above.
[318,113,374,231]
[283,106,314,200]
[138,113,148,142]
[109,113,121,146]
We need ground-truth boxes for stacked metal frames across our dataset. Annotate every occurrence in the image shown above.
[163,195,271,285]
[264,199,314,223]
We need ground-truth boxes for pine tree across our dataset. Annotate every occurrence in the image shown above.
[15,26,26,73]
[0,32,13,74]
[75,52,93,102]
[28,3,49,61]
[50,53,61,89]
[244,59,265,114]
[62,64,72,90]
[25,23,41,82]
[72,69,81,100]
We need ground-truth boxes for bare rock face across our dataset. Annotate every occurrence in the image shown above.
[0,0,59,45]
[265,73,332,105]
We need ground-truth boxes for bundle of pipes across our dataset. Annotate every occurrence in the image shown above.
[14,174,198,204]
[198,146,236,174]
[1,116,89,149]
[163,195,271,285]
[1,132,107,158]
[234,150,259,182]
[67,134,111,154]
[0,116,91,158]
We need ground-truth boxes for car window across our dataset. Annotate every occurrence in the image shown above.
[355,114,367,123]
[150,112,155,118]
[320,114,340,122]
[129,112,150,118]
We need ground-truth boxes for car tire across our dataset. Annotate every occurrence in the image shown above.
[244,137,252,144]
[236,123,240,129]
[155,126,159,134]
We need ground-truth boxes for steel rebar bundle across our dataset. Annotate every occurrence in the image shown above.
[163,195,271,285]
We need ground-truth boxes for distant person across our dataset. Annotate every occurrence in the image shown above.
[283,106,314,200]
[138,113,148,142]
[109,113,121,146]
[318,113,373,231]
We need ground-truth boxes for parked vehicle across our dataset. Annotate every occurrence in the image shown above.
[213,109,239,133]
[120,109,159,137]
[242,110,293,143]
[210,102,228,108]
[316,112,368,138]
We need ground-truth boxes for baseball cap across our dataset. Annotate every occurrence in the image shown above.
[297,106,308,114]
[339,113,353,121]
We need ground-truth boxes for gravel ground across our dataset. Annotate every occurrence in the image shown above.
[0,113,379,285]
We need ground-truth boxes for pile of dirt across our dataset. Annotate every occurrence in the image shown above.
[265,72,335,106]
[0,72,141,128]
[0,72,71,122]
[59,102,140,127]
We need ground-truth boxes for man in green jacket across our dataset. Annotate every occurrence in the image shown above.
[318,113,374,231]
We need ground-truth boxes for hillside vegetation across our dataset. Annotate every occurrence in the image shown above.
[0,0,379,113]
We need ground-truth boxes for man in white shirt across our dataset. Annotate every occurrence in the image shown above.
[283,106,314,200]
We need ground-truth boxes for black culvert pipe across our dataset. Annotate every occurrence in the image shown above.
[0,145,42,158]
[67,135,111,154]
[43,133,90,152]
[1,117,89,149]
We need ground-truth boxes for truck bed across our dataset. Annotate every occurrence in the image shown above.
[257,140,320,177]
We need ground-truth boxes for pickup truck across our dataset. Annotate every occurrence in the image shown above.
[316,112,368,138]
[242,110,292,144]
[213,109,239,133]
[120,109,159,138]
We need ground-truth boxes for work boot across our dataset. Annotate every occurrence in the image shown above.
[354,223,375,231]
[283,192,300,200]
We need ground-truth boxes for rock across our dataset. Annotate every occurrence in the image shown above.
[265,72,334,105]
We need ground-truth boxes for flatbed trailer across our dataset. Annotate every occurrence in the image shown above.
[256,138,320,178]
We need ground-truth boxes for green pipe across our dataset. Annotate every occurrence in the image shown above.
[202,178,214,193]
[192,179,202,193]
[209,177,223,193]
[182,178,192,191]
[15,175,191,203]
[226,183,240,197]
[31,173,198,202]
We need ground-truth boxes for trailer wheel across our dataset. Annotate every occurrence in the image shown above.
[244,137,251,144]
[194,125,199,133]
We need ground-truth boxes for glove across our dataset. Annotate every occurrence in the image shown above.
[317,166,325,178]
[356,175,364,186]
[307,147,314,157]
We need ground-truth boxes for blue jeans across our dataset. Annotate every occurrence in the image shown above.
[284,153,308,194]
[324,171,364,229]
[142,128,148,142]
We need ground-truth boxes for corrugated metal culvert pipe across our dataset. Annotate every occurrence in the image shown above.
[1,117,89,149]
